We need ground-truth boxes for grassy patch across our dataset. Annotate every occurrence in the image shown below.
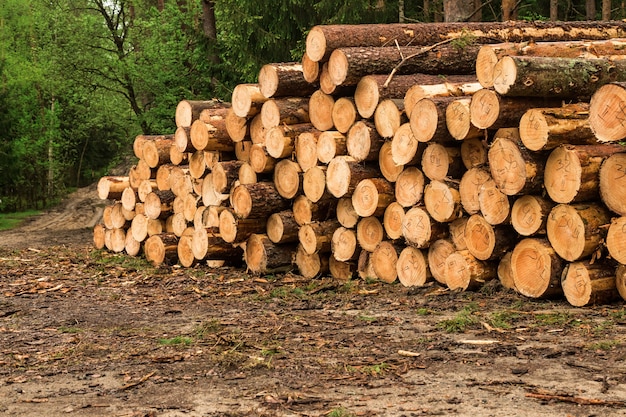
[436,302,480,333]
[58,326,83,334]
[489,310,522,330]
[533,311,572,327]
[328,407,356,417]
[158,336,193,346]
[587,340,620,351]
[346,362,389,376]
[0,210,40,230]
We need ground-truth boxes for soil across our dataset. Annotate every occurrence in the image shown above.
[1,186,626,417]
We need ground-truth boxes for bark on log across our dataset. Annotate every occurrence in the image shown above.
[266,210,300,244]
[219,208,268,244]
[230,182,290,219]
[397,246,430,287]
[298,219,340,255]
[260,97,310,130]
[371,241,402,284]
[144,233,178,266]
[175,99,227,128]
[493,56,626,99]
[258,62,317,99]
[459,167,492,215]
[606,216,626,264]
[410,97,457,143]
[461,138,488,169]
[331,226,359,262]
[402,206,448,248]
[445,250,497,291]
[383,201,406,241]
[347,121,385,162]
[421,143,464,182]
[546,203,611,262]
[544,143,626,204]
[273,159,303,199]
[295,244,329,279]
[428,238,457,285]
[245,234,294,274]
[352,178,395,218]
[404,77,482,120]
[374,99,405,138]
[519,103,597,151]
[97,176,130,200]
[309,90,335,131]
[423,180,463,223]
[232,83,266,118]
[464,214,517,261]
[356,216,385,252]
[336,197,359,228]
[599,152,626,215]
[316,131,347,164]
[510,238,565,299]
[293,194,337,226]
[511,195,554,236]
[378,141,404,183]
[326,156,380,198]
[265,123,317,159]
[562,261,620,307]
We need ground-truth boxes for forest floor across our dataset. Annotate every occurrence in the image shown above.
[0,185,626,417]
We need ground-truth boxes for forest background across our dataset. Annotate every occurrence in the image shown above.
[0,0,619,212]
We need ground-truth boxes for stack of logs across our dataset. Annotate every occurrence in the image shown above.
[94,20,626,307]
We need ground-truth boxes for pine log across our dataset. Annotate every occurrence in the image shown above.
[124,225,142,257]
[331,97,358,134]
[301,52,320,83]
[169,144,188,166]
[371,241,401,284]
[273,159,302,199]
[459,167,492,215]
[397,246,430,287]
[421,143,464,182]
[295,131,322,172]
[104,228,126,253]
[449,217,469,252]
[445,250,497,291]
[121,187,137,212]
[137,179,156,203]
[225,107,249,143]
[497,252,516,291]
[140,135,174,168]
[219,208,267,244]
[383,201,406,241]
[510,238,565,298]
[93,224,106,250]
[562,261,620,307]
[187,150,208,180]
[329,255,357,281]
[201,173,229,207]
[234,141,252,166]
[295,244,328,279]
[336,197,359,228]
[391,123,420,166]
[266,210,300,244]
[394,164,427,207]
[232,83,266,118]
[293,194,337,226]
[428,238,456,285]
[404,77,482,119]
[189,111,233,152]
[260,97,310,130]
[488,128,546,196]
[599,152,626,215]
[305,21,626,63]
[445,98,483,141]
[546,203,611,262]
[245,234,294,274]
[258,62,316,98]
[299,219,340,255]
[356,216,385,252]
[249,144,276,174]
[130,213,148,242]
[402,206,448,249]
[606,216,626,264]
[374,99,405,138]
[511,195,554,236]
[249,114,268,145]
[309,90,335,131]
[174,126,194,153]
[143,190,175,220]
[211,160,244,194]
[461,138,488,169]
[331,226,359,262]
[133,159,156,182]
[175,99,227,128]
[493,56,626,99]
[589,81,626,142]
[544,144,626,204]
[326,156,380,198]
[169,212,190,238]
[518,103,597,151]
[97,176,130,200]
[302,165,328,203]
[378,141,404,182]
[347,121,385,162]
[265,123,316,159]
[423,180,463,223]
[193,205,217,230]
[230,182,290,219]
[191,228,243,263]
[616,264,626,301]
[316,131,347,164]
[478,178,511,226]
[352,178,395,218]
[410,97,456,144]
[155,164,178,192]
[144,233,178,266]
[464,214,516,261]
[109,202,129,230]
[357,249,378,281]
[177,228,198,267]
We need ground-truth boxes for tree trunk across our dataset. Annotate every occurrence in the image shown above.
[309,90,335,132]
[562,261,620,307]
[177,230,198,268]
[550,0,558,20]
[191,227,243,263]
[404,77,481,119]
[245,234,294,274]
[422,142,464,182]
[546,203,611,262]
[302,165,328,203]
[212,160,245,194]
[617,264,626,301]
[225,108,249,143]
[464,214,517,261]
[605,216,626,264]
[143,190,175,220]
[301,52,319,83]
[266,210,300,244]
[391,123,421,166]
[497,252,516,290]
[445,98,483,141]
[189,108,234,152]
[265,123,317,159]
[295,131,323,172]
[299,219,340,255]
[478,178,511,225]
[356,216,385,252]
[352,178,395,218]
[144,233,178,266]
[378,141,405,183]
[410,97,457,144]
[374,99,405,139]
[589,81,626,143]
[260,97,310,130]
[258,62,317,99]
[599,152,626,216]
[383,201,406,241]
[510,238,564,298]
[329,255,357,281]
[295,244,328,279]
[501,0,518,20]
[461,138,487,169]
[346,121,385,163]
[445,250,497,291]
[402,206,448,248]
[248,144,276,174]
[230,182,290,219]
[336,197,360,228]
[602,0,612,20]
[511,195,554,236]
[219,208,268,244]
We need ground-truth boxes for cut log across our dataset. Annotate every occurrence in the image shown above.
[445,98,483,141]
[97,176,130,200]
[258,62,316,99]
[93,224,106,250]
[230,182,290,219]
[219,208,267,244]
[357,249,378,281]
[249,114,268,145]
[347,121,385,162]
[410,97,456,144]
[301,52,319,83]
[445,250,497,291]
[329,255,357,281]
[352,178,395,218]
[169,143,188,166]
[169,169,194,198]
[394,167,425,208]
[518,103,597,151]
[177,228,198,267]
[299,219,340,255]
[460,138,487,169]
[105,228,126,253]
[212,160,245,194]
[470,88,562,130]
[305,21,626,63]
[331,226,359,262]
[421,142,464,182]
[295,244,328,279]
[606,216,626,264]
[488,129,547,196]
[292,194,337,226]
[191,228,242,263]
[589,81,626,142]
[295,131,322,172]
[464,214,516,261]
[188,150,209,180]
[174,126,194,153]
[562,261,620,306]
[449,217,469,251]
[405,77,482,119]
[332,97,358,134]
[497,252,516,291]
[225,108,249,143]
[617,264,626,301]
[478,178,511,226]
[260,97,310,130]
[189,113,233,153]
[266,210,300,244]
[423,180,463,223]
[326,156,380,198]
[309,90,335,131]
[459,167,492,215]
[245,234,294,274]
[231,83,266,118]
[356,216,384,253]
[378,141,404,183]
[391,123,420,166]
[371,241,401,284]
[599,152,626,215]
[544,144,626,203]
[316,131,347,164]
[493,56,626,99]
[121,187,137,212]
[510,238,565,298]
[397,246,430,287]
[302,165,328,203]
[169,212,190,238]
[336,197,359,228]
[144,190,175,220]
[155,164,177,192]
[402,206,448,248]
[428,238,456,285]
[144,233,178,266]
[511,195,554,236]
[265,123,316,159]
[140,135,175,168]
[201,173,229,207]
[374,99,404,138]
[546,203,611,262]
[273,159,302,200]
[137,179,157,203]
[124,225,141,257]
[383,202,405,241]
[193,205,218,230]
[182,193,200,223]
[175,99,227,128]
[249,144,276,174]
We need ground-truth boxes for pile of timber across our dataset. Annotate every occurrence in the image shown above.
[94,20,626,307]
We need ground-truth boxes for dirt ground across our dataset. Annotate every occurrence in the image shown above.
[1,186,625,417]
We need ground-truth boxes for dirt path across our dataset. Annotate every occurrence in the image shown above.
[0,188,625,416]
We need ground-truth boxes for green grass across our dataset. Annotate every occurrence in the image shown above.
[158,336,193,346]
[328,407,356,417]
[436,302,480,333]
[587,340,620,351]
[0,210,40,230]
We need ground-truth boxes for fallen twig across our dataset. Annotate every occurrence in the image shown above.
[526,389,626,407]
[119,371,155,391]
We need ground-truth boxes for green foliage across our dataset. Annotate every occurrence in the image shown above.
[436,302,480,333]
